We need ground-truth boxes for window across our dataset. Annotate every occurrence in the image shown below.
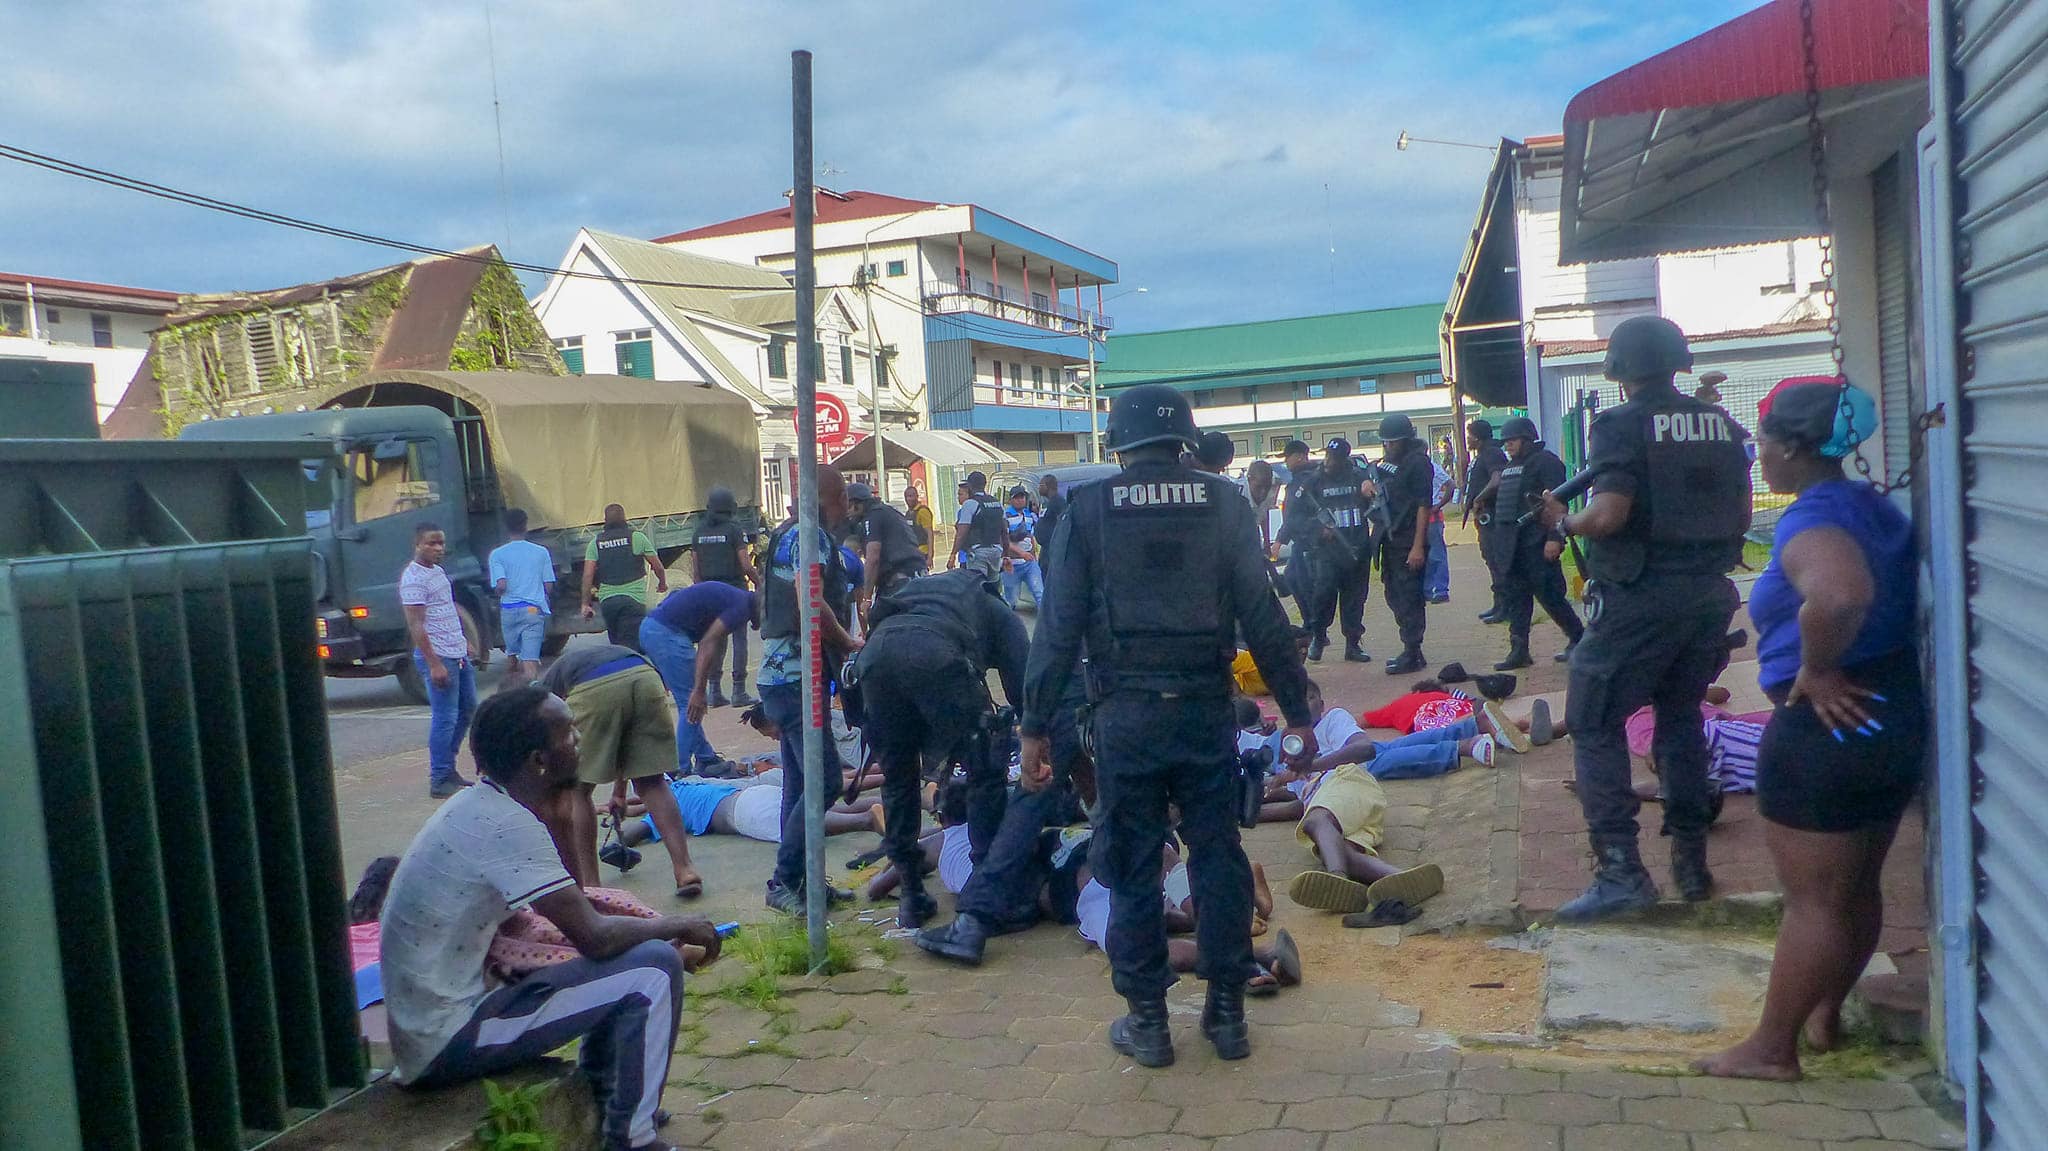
[1358,377,1379,394]
[553,335,585,375]
[1032,292,1050,313]
[1,302,22,333]
[1242,386,1259,405]
[344,439,442,523]
[840,343,854,385]
[300,459,335,530]
[859,263,879,283]
[615,329,654,379]
[993,360,1003,397]
[1358,428,1381,445]
[245,317,281,391]
[1232,439,1251,457]
[1414,371,1445,389]
[1009,362,1026,401]
[45,308,60,324]
[813,340,826,377]
[886,259,907,277]
[767,336,790,379]
[1306,382,1325,399]
[1031,365,1046,399]
[90,313,114,348]
[1269,436,1289,453]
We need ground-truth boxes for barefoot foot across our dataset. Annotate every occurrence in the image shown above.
[1694,1039,1802,1082]
[1252,862,1274,921]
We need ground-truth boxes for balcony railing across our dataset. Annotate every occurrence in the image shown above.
[972,383,1105,410]
[926,274,1111,335]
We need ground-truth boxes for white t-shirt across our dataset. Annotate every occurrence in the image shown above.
[938,823,974,894]
[380,779,575,1080]
[1294,708,1370,799]
[399,560,468,659]
[1077,869,1193,949]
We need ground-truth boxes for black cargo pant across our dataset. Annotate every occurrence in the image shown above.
[955,702,1088,931]
[1476,516,1509,615]
[707,578,751,687]
[1092,691,1254,1004]
[859,625,1007,892]
[1378,535,1427,653]
[1502,534,1585,647]
[1565,573,1739,854]
[1309,542,1370,641]
[599,595,648,652]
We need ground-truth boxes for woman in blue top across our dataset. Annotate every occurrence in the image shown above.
[1698,378,1924,1083]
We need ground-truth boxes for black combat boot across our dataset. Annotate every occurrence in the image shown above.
[1555,845,1660,923]
[1553,641,1578,664]
[914,913,990,966]
[1671,835,1714,902]
[731,678,758,708]
[706,682,730,709]
[1494,642,1533,671]
[1109,998,1175,1068]
[1343,639,1371,663]
[1306,632,1328,662]
[1201,981,1250,1060]
[897,885,938,930]
[1384,647,1426,675]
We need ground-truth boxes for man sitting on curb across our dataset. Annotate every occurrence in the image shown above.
[381,686,720,1151]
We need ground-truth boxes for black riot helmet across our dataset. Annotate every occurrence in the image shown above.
[1602,316,1694,385]
[707,485,738,514]
[1378,413,1417,442]
[1105,384,1200,454]
[1499,417,1539,445]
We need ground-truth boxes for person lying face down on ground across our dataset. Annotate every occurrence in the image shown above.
[1075,842,1302,996]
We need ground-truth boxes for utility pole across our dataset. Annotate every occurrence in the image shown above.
[1086,319,1100,462]
[791,49,829,968]
[857,262,888,501]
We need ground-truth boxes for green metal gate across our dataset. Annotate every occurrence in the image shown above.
[0,440,365,1151]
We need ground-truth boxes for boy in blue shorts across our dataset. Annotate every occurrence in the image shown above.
[488,508,555,688]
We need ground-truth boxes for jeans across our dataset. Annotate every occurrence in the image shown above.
[1424,518,1450,600]
[1367,716,1477,781]
[637,617,720,772]
[762,681,843,891]
[412,940,682,1150]
[414,652,477,787]
[1002,560,1045,608]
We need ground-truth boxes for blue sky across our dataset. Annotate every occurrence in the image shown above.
[3,0,1765,333]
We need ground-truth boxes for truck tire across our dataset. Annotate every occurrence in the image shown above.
[540,633,570,659]
[395,657,428,705]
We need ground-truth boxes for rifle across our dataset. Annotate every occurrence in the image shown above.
[1289,483,1359,565]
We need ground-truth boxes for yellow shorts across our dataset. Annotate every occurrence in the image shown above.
[565,664,677,786]
[1295,764,1386,856]
[1231,649,1268,696]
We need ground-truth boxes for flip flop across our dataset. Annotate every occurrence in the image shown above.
[1365,864,1444,910]
[1246,968,1282,998]
[1528,699,1554,747]
[1287,869,1372,914]
[1484,701,1531,754]
[1270,928,1302,987]
[675,877,705,900]
[1343,899,1421,928]
[1250,915,1270,938]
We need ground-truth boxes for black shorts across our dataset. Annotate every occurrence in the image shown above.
[1755,649,1925,833]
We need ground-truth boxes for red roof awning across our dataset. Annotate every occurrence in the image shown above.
[1559,0,1929,265]
[1566,0,1927,124]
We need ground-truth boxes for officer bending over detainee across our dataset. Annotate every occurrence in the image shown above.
[853,545,1030,929]
[1018,383,1316,1069]
[1486,417,1585,671]
[1537,315,1753,922]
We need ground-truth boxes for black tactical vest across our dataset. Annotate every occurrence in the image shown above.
[1312,462,1372,544]
[867,566,989,663]
[962,494,1007,550]
[591,523,644,589]
[1587,391,1752,582]
[864,503,926,581]
[693,514,745,585]
[1082,462,1233,690]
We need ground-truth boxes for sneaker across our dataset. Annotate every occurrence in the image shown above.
[1528,699,1554,747]
[1467,733,1497,767]
[599,840,643,872]
[428,775,474,799]
[1483,700,1530,754]
[765,881,804,916]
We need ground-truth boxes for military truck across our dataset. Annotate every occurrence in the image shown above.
[182,369,761,700]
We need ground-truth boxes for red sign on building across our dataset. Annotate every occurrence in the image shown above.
[803,392,865,452]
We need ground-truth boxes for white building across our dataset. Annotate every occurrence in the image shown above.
[1445,136,1840,471]
[654,189,1119,493]
[0,272,180,422]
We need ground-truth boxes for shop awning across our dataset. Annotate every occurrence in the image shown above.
[829,428,1013,472]
[1559,0,1928,264]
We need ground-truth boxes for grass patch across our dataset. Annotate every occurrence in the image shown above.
[700,1109,725,1125]
[1804,1020,1908,1080]
[814,1010,855,1031]
[730,917,865,980]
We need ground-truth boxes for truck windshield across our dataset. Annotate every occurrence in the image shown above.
[301,459,334,530]
[343,439,442,523]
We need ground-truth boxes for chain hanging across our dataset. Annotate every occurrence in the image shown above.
[1797,0,1938,494]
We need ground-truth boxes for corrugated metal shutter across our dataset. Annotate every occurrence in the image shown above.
[1945,2,2048,1145]
[1872,156,1914,477]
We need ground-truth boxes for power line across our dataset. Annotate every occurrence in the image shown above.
[0,142,798,293]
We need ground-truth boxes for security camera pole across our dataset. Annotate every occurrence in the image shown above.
[792,49,829,967]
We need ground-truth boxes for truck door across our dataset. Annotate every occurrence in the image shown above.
[336,436,451,649]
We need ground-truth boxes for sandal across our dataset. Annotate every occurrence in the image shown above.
[675,874,705,900]
[1246,968,1282,998]
[1364,864,1443,910]
[1287,869,1372,914]
[1270,928,1302,987]
[1343,899,1421,928]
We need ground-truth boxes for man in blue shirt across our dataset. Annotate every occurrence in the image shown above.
[1002,487,1044,609]
[488,508,556,688]
[639,581,756,775]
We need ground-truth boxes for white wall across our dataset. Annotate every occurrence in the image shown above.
[0,337,150,421]
[1517,158,1659,344]
[536,247,712,384]
[1658,240,1828,335]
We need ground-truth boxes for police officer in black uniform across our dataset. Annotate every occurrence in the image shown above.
[1537,316,1751,920]
[1275,439,1316,604]
[1464,419,1512,623]
[1021,383,1315,1068]
[846,481,928,616]
[1491,417,1585,670]
[1301,437,1377,663]
[1368,413,1434,675]
[691,486,760,708]
[855,548,1030,928]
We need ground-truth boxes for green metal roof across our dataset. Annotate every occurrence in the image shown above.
[1100,303,1444,393]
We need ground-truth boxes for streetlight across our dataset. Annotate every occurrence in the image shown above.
[1086,286,1147,462]
[1395,131,1498,154]
[858,205,952,500]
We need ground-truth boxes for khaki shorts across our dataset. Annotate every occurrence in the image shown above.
[566,664,676,786]
[1295,764,1387,856]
